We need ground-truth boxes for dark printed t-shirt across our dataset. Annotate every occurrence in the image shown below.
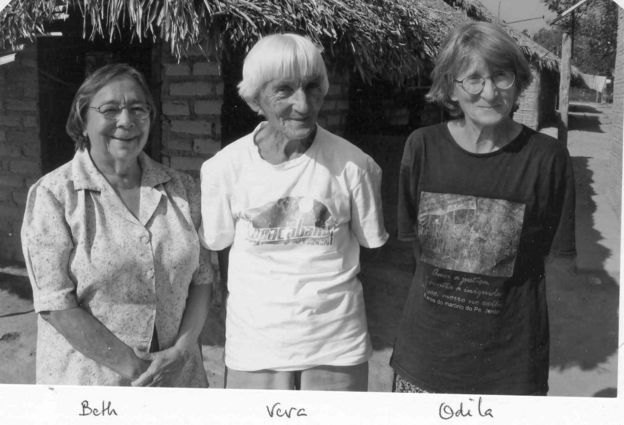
[390,123,576,395]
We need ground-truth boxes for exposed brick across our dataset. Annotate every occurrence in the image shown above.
[170,120,213,136]
[23,116,38,128]
[19,57,37,68]
[170,82,212,96]
[6,99,37,111]
[25,177,39,186]
[0,174,24,188]
[0,188,12,202]
[9,159,40,175]
[0,115,22,127]
[23,84,37,99]
[335,100,349,111]
[327,115,341,126]
[327,85,342,97]
[164,63,191,76]
[162,101,190,116]
[0,141,21,157]
[193,62,220,76]
[167,138,193,152]
[192,137,221,155]
[13,190,27,205]
[194,100,222,115]
[327,100,341,111]
[215,82,224,96]
[169,156,205,171]
[0,235,22,262]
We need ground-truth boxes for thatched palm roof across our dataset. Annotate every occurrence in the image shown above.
[0,0,567,84]
[0,0,469,85]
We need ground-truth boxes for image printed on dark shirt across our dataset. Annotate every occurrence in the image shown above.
[417,192,525,315]
[241,196,337,246]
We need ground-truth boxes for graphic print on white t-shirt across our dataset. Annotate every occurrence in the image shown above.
[241,196,337,245]
[417,191,525,315]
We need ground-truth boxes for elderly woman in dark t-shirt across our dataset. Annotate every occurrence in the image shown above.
[390,22,576,395]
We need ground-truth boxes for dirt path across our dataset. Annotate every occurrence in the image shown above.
[0,101,619,396]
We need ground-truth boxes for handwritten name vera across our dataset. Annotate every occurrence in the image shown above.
[266,402,308,418]
[439,397,493,420]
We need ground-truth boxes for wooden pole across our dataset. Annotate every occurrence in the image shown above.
[558,30,572,146]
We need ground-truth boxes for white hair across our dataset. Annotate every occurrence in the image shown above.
[238,33,329,107]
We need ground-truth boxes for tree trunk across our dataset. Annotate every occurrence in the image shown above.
[558,30,572,146]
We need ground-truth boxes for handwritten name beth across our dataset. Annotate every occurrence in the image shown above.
[79,400,118,417]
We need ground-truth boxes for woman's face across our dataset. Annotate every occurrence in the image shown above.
[451,55,517,128]
[256,75,325,141]
[84,76,151,164]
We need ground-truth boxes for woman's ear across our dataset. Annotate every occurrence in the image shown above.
[246,98,264,116]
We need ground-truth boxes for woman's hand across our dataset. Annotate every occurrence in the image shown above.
[130,345,190,387]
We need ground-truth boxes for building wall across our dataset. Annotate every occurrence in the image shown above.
[607,8,624,217]
[158,46,350,179]
[537,70,558,127]
[0,44,41,263]
[159,47,224,179]
[514,65,541,130]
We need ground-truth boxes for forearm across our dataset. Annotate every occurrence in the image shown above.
[42,307,148,380]
[173,284,210,353]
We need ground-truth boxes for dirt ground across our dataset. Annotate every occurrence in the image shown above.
[0,101,619,396]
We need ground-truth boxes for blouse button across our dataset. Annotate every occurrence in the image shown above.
[140,235,150,244]
[146,269,154,280]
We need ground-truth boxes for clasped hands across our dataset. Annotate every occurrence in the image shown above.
[130,344,191,387]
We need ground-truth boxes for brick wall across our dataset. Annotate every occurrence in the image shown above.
[159,48,351,179]
[318,69,350,136]
[0,44,41,263]
[607,8,624,216]
[514,65,540,130]
[159,47,224,179]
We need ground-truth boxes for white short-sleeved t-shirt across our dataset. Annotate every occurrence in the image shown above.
[200,124,388,371]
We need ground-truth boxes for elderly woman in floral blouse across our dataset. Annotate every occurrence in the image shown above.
[21,63,213,387]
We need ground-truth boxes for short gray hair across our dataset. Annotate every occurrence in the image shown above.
[238,33,329,107]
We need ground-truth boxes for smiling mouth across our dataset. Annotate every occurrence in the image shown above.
[112,136,139,142]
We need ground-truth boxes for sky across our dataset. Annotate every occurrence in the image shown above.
[479,0,624,34]
[478,0,556,34]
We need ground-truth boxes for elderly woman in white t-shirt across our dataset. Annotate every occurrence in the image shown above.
[200,33,388,391]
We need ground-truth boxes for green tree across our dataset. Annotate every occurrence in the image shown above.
[540,0,618,76]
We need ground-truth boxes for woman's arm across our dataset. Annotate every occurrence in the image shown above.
[131,174,215,386]
[22,184,150,382]
[131,284,211,386]
[42,307,150,380]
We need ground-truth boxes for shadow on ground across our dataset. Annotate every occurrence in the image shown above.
[568,114,605,133]
[569,104,602,114]
[0,273,32,303]
[548,156,619,374]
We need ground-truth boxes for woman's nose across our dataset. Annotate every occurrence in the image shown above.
[116,107,135,127]
[291,88,310,112]
[480,78,498,99]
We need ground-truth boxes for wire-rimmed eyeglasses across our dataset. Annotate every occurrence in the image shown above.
[89,103,152,121]
[454,71,516,95]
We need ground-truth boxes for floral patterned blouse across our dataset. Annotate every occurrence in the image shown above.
[21,148,213,387]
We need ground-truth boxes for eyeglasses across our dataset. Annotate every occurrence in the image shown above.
[454,71,516,95]
[89,103,152,121]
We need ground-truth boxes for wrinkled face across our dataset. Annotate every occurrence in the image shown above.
[255,75,325,141]
[84,77,151,164]
[451,55,517,128]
